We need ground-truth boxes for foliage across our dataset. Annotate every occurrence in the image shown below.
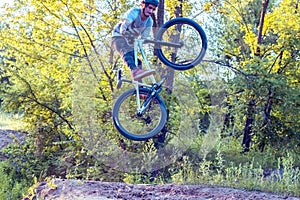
[205,0,300,151]
[0,140,41,200]
[0,161,31,200]
[171,144,300,197]
[123,142,300,197]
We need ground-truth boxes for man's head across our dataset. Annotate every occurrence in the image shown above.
[141,0,158,17]
[142,0,159,7]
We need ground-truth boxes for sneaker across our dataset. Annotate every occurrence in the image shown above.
[139,94,148,100]
[139,94,156,103]
[131,68,155,81]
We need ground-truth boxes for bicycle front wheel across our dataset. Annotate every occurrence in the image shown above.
[155,17,207,70]
[112,88,167,141]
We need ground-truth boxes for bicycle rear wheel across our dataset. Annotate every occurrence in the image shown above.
[155,18,207,70]
[112,88,167,141]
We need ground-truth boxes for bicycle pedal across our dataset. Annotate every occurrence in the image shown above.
[117,69,122,80]
[116,80,122,89]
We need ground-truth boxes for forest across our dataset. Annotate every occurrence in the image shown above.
[0,0,299,199]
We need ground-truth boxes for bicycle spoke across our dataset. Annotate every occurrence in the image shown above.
[161,24,202,66]
[117,93,163,136]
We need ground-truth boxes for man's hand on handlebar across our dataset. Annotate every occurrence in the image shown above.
[122,27,140,43]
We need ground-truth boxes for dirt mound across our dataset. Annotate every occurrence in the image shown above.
[28,178,299,200]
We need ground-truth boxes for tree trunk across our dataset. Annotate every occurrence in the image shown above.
[242,0,269,152]
[256,0,269,55]
[157,0,165,27]
[163,0,183,94]
[152,0,168,150]
[153,0,182,148]
[242,98,255,152]
[259,87,273,151]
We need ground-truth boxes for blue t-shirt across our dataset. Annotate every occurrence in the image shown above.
[113,8,153,39]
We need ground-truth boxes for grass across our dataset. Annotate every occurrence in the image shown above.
[170,141,300,197]
[123,138,300,197]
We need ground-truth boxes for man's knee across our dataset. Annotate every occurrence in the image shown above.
[123,51,136,69]
[111,37,127,52]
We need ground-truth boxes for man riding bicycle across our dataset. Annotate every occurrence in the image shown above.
[111,0,159,81]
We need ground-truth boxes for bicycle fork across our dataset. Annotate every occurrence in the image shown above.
[116,69,156,116]
[136,79,165,116]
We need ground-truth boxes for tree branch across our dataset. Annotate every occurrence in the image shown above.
[15,73,74,130]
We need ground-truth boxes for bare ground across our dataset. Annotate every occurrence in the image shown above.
[1,130,299,200]
[29,178,300,200]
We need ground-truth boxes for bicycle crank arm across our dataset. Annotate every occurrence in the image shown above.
[137,102,151,116]
[116,69,123,89]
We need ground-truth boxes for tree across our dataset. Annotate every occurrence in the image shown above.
[206,0,300,152]
[0,0,118,179]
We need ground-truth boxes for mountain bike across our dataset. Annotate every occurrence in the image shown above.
[112,17,207,141]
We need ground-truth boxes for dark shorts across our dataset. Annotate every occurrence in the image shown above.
[111,36,141,70]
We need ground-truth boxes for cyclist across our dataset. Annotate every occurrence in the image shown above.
[111,0,159,81]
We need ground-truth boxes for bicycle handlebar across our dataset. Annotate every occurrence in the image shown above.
[143,39,183,48]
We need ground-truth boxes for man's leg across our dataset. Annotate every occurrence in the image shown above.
[111,36,155,81]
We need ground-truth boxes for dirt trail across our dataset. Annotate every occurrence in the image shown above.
[30,178,300,200]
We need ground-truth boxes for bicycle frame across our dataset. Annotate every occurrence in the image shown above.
[133,38,157,112]
[118,38,182,115]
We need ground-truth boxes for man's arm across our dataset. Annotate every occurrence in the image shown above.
[119,8,139,35]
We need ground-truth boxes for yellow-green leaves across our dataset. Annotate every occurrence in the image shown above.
[165,0,193,18]
[0,0,98,133]
[242,24,257,56]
